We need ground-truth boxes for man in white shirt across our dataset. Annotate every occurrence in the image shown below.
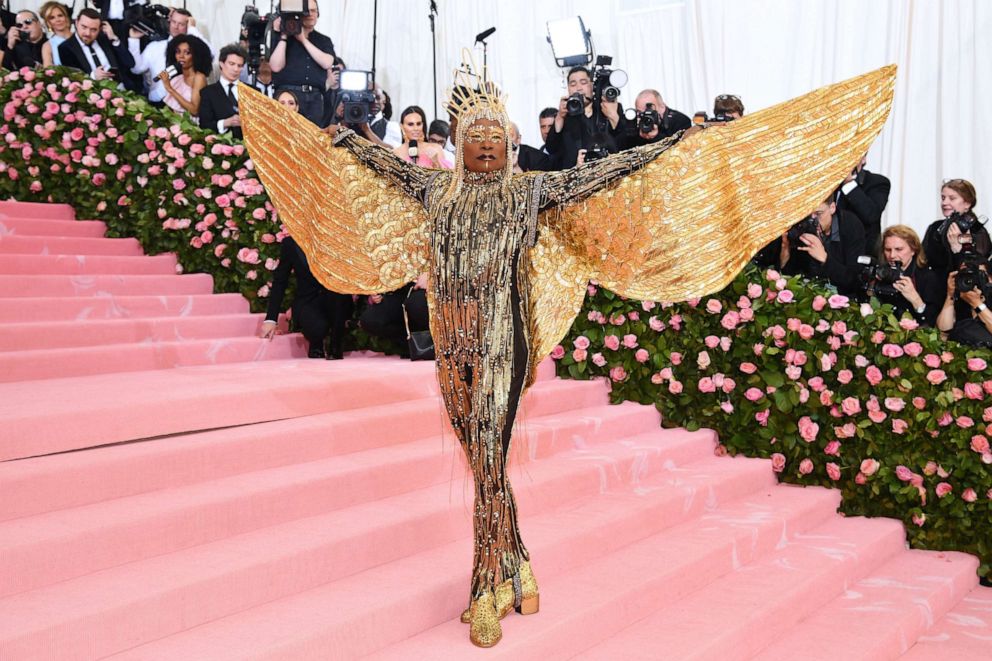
[198,45,247,140]
[128,8,214,103]
[58,8,139,91]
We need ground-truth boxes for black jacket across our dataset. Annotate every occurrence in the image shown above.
[517,144,554,172]
[91,0,145,19]
[922,216,992,278]
[781,210,867,295]
[5,35,48,69]
[834,169,891,253]
[265,236,331,322]
[58,34,139,91]
[873,261,944,327]
[616,106,691,151]
[544,108,624,170]
[198,81,241,140]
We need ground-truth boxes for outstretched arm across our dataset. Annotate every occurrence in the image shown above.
[333,128,440,205]
[538,133,682,210]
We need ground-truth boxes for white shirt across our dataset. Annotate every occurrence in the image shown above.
[128,26,214,103]
[369,113,402,148]
[217,79,239,134]
[77,34,111,73]
[107,0,126,20]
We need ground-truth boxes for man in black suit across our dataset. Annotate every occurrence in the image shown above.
[260,236,354,360]
[834,155,891,254]
[198,44,247,140]
[509,122,553,173]
[58,8,139,92]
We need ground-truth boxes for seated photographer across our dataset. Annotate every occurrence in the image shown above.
[58,9,139,92]
[198,45,247,140]
[835,155,891,254]
[779,195,866,295]
[936,257,992,347]
[269,0,335,126]
[261,235,354,359]
[359,276,431,358]
[617,89,691,150]
[923,179,990,278]
[870,225,943,326]
[159,35,210,117]
[545,66,624,169]
[4,10,52,69]
[40,2,73,66]
[394,106,452,168]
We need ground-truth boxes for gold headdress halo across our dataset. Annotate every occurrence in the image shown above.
[444,48,509,120]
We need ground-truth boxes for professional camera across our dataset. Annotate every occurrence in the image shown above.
[787,215,820,245]
[339,70,375,124]
[857,256,904,297]
[692,111,733,126]
[954,258,992,300]
[279,0,311,38]
[124,3,170,42]
[241,5,271,74]
[591,55,627,108]
[584,141,610,163]
[565,92,585,116]
[949,210,978,234]
[636,104,661,134]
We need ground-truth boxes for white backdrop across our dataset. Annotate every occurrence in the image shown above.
[15,0,991,239]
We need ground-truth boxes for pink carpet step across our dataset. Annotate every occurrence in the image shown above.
[110,464,833,661]
[0,360,573,462]
[752,550,979,660]
[0,234,143,256]
[0,333,307,383]
[0,293,249,323]
[0,273,214,298]
[900,585,992,660]
[0,253,178,276]
[0,313,266,352]
[0,402,664,597]
[0,379,627,522]
[0,201,75,219]
[0,429,728,660]
[0,217,106,237]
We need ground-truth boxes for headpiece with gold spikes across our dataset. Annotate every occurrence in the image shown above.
[444,49,509,121]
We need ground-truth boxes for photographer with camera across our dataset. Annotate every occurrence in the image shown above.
[198,45,247,140]
[546,65,624,169]
[936,256,992,347]
[59,8,139,91]
[3,10,51,69]
[779,194,866,295]
[90,0,144,42]
[865,225,943,326]
[269,0,335,126]
[617,89,691,150]
[835,155,891,254]
[128,8,211,105]
[923,179,990,278]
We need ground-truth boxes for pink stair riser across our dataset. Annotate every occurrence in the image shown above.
[0,201,75,219]
[0,273,214,298]
[0,253,178,276]
[0,294,250,323]
[0,234,143,256]
[0,217,106,237]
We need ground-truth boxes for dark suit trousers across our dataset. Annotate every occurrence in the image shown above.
[294,291,353,351]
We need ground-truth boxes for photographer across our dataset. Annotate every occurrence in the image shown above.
[617,89,691,150]
[835,155,891,254]
[870,225,943,327]
[269,0,335,126]
[90,0,144,42]
[58,9,139,92]
[427,119,450,147]
[128,8,212,105]
[318,56,345,127]
[3,10,51,69]
[545,66,624,169]
[779,194,866,295]
[923,179,990,278]
[936,257,992,347]
[713,93,744,120]
[359,276,431,358]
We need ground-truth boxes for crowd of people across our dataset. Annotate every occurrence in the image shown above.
[3,4,988,353]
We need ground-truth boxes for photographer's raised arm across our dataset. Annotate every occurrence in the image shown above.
[333,128,439,205]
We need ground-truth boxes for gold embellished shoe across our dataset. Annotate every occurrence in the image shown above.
[518,561,540,615]
[461,578,514,623]
[469,591,502,648]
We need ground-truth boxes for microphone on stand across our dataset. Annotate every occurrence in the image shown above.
[475,27,496,43]
[409,139,419,159]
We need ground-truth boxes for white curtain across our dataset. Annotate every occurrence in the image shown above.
[19,0,991,239]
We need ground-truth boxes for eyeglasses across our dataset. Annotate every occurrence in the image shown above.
[15,18,36,28]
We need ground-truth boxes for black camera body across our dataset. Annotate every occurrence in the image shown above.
[585,143,610,163]
[637,104,661,134]
[124,4,170,42]
[949,210,978,234]
[565,92,585,116]
[18,29,29,41]
[787,216,820,245]
[339,70,375,125]
[241,5,270,73]
[955,259,992,300]
[279,0,311,38]
[590,56,626,110]
[857,256,904,297]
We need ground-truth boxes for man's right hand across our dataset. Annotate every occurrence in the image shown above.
[557,96,570,119]
[129,27,144,39]
[259,320,278,339]
[93,66,113,81]
[225,114,242,128]
[639,126,660,141]
[6,28,19,49]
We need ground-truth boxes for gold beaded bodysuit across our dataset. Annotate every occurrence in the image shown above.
[240,63,896,647]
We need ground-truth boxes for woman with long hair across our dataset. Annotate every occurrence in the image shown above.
[874,224,943,326]
[393,105,452,169]
[160,35,211,117]
[39,1,72,66]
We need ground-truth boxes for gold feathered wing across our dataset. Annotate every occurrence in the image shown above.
[525,65,897,368]
[239,85,430,294]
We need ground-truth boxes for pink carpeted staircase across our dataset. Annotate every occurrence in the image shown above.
[0,201,988,660]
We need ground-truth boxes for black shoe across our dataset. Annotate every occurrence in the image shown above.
[308,346,325,359]
[326,336,344,360]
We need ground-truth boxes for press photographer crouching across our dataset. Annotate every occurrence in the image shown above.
[936,253,992,347]
[618,89,691,150]
[922,179,990,278]
[860,225,943,326]
[359,276,432,360]
[779,194,866,296]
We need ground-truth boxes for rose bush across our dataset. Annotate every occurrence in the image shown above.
[556,266,992,579]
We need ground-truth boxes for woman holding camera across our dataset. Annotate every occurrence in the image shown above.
[922,179,990,276]
[936,259,992,346]
[393,106,452,169]
[874,225,943,326]
[159,35,211,117]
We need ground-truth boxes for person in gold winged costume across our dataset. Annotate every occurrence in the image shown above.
[240,55,895,647]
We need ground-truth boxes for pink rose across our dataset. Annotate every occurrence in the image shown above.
[855,472,867,485]
[649,316,664,331]
[798,458,814,475]
[860,458,880,476]
[747,283,763,298]
[739,362,757,374]
[865,366,883,386]
[812,295,827,311]
[550,345,565,359]
[923,354,941,368]
[739,308,754,322]
[836,423,856,439]
[698,377,717,393]
[776,290,794,303]
[697,351,711,369]
[669,351,683,366]
[721,311,740,330]
[824,440,841,456]
[755,409,770,426]
[668,380,683,394]
[572,348,587,362]
[903,342,923,357]
[899,318,919,330]
[836,369,853,384]
[826,462,841,481]
[798,416,819,442]
[962,488,977,503]
[884,397,905,412]
[722,377,736,393]
[771,453,786,472]
[745,387,763,402]
[622,334,638,349]
[787,318,801,332]
[592,352,607,367]
[604,335,620,351]
[968,357,988,371]
[895,465,913,482]
[964,383,983,400]
[971,435,991,454]
[635,348,650,363]
[868,410,887,423]
[785,365,802,380]
[935,482,952,498]
[705,335,720,349]
[841,397,861,416]
[720,401,734,414]
[892,419,908,434]
[798,324,815,340]
[871,331,886,344]
[957,416,974,428]
[828,294,850,309]
[912,397,926,410]
[881,343,904,358]
[912,513,926,527]
[609,366,627,382]
[855,355,869,368]
[573,335,591,350]
[658,367,673,380]
[705,299,722,314]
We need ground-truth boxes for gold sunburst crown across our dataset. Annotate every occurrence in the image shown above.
[444,49,508,120]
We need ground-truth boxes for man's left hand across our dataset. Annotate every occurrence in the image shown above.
[600,99,620,126]
[798,233,828,263]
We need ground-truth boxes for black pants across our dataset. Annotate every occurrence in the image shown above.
[359,288,429,345]
[294,290,353,352]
